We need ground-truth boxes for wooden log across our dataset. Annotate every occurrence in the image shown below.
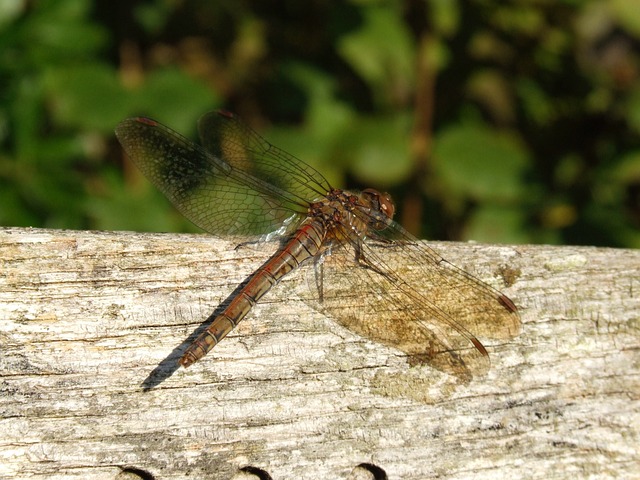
[0,226,638,479]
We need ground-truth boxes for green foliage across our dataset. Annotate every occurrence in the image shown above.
[433,122,527,202]
[337,5,415,107]
[1,0,639,247]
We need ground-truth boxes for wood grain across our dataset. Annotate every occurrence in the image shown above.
[1,227,638,479]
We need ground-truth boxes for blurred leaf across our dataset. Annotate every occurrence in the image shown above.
[337,5,414,105]
[134,1,174,34]
[266,109,355,190]
[35,134,86,167]
[464,205,528,244]
[0,181,35,227]
[428,0,460,36]
[306,97,355,147]
[421,35,451,73]
[515,79,554,125]
[44,64,128,131]
[540,202,578,230]
[468,31,514,63]
[11,76,44,161]
[492,5,544,36]
[284,63,355,143]
[132,68,221,134]
[85,170,197,233]
[284,62,335,101]
[265,124,344,191]
[432,123,528,201]
[611,0,640,37]
[270,63,356,186]
[467,69,515,123]
[338,113,413,187]
[0,0,23,29]
[612,151,640,182]
[554,154,583,188]
[23,0,107,62]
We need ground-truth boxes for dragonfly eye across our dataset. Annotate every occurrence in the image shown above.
[360,188,396,231]
[361,189,396,220]
[378,192,395,220]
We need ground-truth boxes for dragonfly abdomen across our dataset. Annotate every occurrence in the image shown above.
[179,219,326,367]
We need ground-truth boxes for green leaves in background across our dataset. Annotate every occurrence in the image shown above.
[1,0,639,247]
[433,123,527,202]
[45,64,128,131]
[0,0,218,231]
[340,113,413,187]
[431,123,528,244]
[337,5,415,107]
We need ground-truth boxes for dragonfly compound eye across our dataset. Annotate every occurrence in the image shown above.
[361,189,396,221]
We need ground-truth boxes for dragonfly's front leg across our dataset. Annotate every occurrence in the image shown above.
[312,246,332,303]
[354,241,400,284]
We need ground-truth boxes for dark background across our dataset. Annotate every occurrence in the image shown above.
[1,0,639,247]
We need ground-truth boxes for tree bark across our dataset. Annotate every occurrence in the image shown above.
[1,226,638,479]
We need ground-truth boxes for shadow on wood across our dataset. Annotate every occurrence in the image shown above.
[141,280,252,392]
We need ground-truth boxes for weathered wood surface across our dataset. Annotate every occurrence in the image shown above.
[0,226,638,480]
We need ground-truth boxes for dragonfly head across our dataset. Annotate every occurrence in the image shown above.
[361,189,395,230]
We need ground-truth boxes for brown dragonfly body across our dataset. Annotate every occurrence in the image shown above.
[116,111,520,378]
[181,188,385,367]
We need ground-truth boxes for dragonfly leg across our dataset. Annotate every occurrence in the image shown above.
[234,239,260,250]
[354,243,399,284]
[316,258,325,303]
[312,249,330,303]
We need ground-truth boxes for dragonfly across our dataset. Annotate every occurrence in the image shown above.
[115,110,520,379]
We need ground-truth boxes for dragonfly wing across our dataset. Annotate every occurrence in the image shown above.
[368,220,521,340]
[116,116,309,237]
[298,224,520,380]
[198,111,333,205]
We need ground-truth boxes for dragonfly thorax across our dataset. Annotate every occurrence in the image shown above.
[307,188,395,242]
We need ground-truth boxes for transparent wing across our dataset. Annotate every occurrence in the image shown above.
[299,220,521,380]
[115,111,331,237]
[198,111,332,203]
